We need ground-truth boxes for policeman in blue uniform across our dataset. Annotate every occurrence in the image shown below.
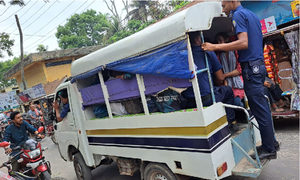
[202,1,278,160]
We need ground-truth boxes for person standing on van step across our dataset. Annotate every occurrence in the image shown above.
[182,31,238,133]
[52,89,70,122]
[201,1,278,160]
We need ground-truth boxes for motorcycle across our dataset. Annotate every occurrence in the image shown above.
[0,127,51,180]
[0,120,9,142]
[0,143,37,180]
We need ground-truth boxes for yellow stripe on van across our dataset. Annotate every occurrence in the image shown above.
[86,115,227,136]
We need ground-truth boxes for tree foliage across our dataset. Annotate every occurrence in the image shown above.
[56,1,191,48]
[0,0,49,6]
[107,19,155,44]
[0,0,25,6]
[0,56,22,89]
[0,33,14,58]
[173,1,190,11]
[55,10,110,49]
[36,44,48,52]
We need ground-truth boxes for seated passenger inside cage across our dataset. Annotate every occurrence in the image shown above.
[182,31,238,132]
[214,32,245,108]
[91,70,143,116]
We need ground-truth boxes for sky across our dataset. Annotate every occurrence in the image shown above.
[0,0,127,62]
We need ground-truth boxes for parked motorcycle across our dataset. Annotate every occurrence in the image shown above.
[0,127,51,180]
[0,120,9,142]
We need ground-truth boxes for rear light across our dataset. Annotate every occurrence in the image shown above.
[217,162,227,177]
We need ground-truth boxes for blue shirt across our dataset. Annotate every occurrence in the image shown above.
[60,103,70,119]
[3,121,37,155]
[231,5,263,63]
[183,45,222,98]
[27,109,40,122]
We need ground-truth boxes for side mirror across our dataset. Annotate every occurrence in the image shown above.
[38,126,44,133]
[0,141,10,147]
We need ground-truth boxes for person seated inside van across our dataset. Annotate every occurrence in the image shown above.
[52,89,70,122]
[215,32,245,107]
[263,76,285,112]
[182,31,238,132]
[92,70,139,116]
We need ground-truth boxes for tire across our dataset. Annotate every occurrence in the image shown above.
[73,153,92,180]
[40,170,51,180]
[0,131,4,142]
[51,134,58,145]
[144,163,177,180]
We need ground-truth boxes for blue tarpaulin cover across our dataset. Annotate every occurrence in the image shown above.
[106,40,193,79]
[72,40,193,83]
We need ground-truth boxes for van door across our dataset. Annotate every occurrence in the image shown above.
[53,87,78,161]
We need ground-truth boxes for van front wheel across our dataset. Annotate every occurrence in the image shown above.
[144,163,177,180]
[73,153,92,180]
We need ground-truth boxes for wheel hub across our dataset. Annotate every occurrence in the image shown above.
[75,161,83,179]
[153,173,167,180]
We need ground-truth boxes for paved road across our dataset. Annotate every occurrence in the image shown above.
[0,117,298,180]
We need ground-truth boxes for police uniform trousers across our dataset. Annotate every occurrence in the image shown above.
[241,60,276,152]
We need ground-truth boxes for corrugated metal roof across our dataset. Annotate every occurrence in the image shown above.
[43,76,67,96]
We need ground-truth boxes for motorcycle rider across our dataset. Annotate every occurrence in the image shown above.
[2,111,45,171]
[28,104,42,124]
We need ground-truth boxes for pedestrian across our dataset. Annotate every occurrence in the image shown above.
[201,0,278,160]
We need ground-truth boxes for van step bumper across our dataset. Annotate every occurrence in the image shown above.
[232,153,270,178]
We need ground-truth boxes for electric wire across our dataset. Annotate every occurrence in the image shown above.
[21,0,75,43]
[22,1,58,31]
[10,1,48,38]
[13,0,94,54]
[25,0,92,52]
[8,33,55,37]
[3,0,39,32]
[0,0,31,24]
[0,5,12,16]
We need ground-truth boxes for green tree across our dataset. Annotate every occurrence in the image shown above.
[0,56,23,89]
[36,44,48,52]
[107,19,155,44]
[128,1,151,23]
[55,10,110,49]
[0,0,49,6]
[148,1,170,21]
[0,0,25,6]
[0,32,14,58]
[173,1,190,11]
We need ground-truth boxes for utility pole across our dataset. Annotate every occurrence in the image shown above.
[15,14,27,90]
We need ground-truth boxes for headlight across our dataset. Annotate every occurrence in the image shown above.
[27,148,41,159]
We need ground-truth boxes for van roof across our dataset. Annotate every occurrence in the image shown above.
[71,2,223,77]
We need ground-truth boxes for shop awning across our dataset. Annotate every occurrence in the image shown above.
[263,23,299,38]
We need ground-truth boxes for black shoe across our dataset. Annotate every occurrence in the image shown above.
[256,141,280,152]
[250,148,277,160]
[229,121,239,134]
[275,141,280,151]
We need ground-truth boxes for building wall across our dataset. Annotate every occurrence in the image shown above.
[43,57,75,82]
[15,62,47,90]
[11,56,84,92]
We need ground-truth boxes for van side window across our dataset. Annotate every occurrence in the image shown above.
[54,89,70,122]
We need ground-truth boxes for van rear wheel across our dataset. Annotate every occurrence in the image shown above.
[144,163,177,180]
[73,153,92,180]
